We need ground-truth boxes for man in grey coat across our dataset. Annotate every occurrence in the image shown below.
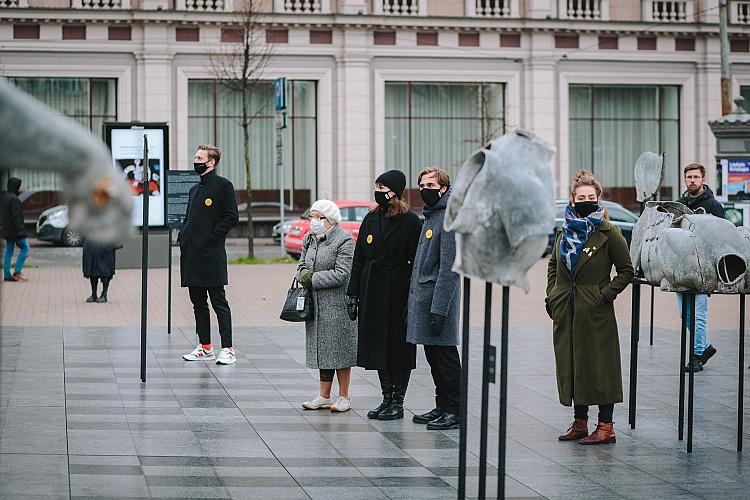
[407,167,461,430]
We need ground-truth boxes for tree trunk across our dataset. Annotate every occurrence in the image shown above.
[242,84,254,259]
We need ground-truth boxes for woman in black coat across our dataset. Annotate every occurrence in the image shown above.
[82,239,119,303]
[347,170,421,420]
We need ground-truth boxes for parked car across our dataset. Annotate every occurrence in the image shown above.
[544,200,638,256]
[36,205,83,246]
[284,201,372,259]
[273,218,299,242]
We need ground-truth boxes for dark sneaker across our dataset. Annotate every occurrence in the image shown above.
[685,358,703,373]
[85,295,97,303]
[412,408,443,424]
[95,295,108,303]
[699,345,717,366]
[3,275,18,282]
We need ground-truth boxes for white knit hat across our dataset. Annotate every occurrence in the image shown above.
[310,199,342,224]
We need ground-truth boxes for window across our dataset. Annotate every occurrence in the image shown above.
[569,85,680,206]
[741,85,750,107]
[188,80,317,211]
[343,206,369,222]
[9,78,117,190]
[385,82,505,204]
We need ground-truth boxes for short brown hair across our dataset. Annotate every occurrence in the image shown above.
[569,169,602,200]
[683,162,706,177]
[197,144,221,167]
[417,167,451,187]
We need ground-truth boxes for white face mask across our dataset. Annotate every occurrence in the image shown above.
[310,218,326,236]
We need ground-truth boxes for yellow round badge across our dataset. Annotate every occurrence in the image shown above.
[204,198,213,207]
[425,229,433,239]
[366,234,373,244]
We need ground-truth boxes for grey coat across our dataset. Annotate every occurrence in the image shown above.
[406,191,461,346]
[297,225,358,369]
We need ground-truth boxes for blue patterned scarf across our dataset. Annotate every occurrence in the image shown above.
[560,204,604,274]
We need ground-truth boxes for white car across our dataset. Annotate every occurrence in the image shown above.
[36,205,83,246]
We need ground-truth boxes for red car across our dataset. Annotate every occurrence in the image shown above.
[284,200,372,259]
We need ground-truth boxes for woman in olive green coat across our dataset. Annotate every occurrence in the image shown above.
[546,170,634,446]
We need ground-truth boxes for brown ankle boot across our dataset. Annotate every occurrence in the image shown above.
[558,418,589,441]
[578,421,616,445]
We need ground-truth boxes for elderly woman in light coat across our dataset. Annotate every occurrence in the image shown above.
[297,200,358,413]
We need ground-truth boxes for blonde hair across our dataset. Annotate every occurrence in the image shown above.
[417,167,451,187]
[569,170,602,201]
[197,144,221,166]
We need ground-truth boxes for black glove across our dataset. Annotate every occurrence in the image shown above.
[346,296,358,321]
[430,313,446,337]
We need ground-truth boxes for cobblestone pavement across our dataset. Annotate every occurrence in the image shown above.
[1,259,750,499]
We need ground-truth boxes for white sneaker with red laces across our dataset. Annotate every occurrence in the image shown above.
[183,345,215,361]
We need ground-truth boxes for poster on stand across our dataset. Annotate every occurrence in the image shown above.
[104,123,169,227]
[720,159,750,201]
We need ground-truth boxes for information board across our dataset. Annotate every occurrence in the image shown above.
[721,158,750,201]
[166,170,199,227]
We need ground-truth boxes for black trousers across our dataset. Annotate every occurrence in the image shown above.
[574,404,614,423]
[424,345,461,413]
[188,286,233,349]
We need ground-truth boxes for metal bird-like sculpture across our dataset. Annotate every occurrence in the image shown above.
[0,77,132,243]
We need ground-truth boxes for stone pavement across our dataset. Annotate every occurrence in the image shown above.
[1,260,750,499]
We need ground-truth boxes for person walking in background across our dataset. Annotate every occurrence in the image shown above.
[676,162,723,372]
[1,177,30,282]
[297,200,358,413]
[82,239,120,303]
[180,144,240,365]
[347,170,422,421]
[407,167,462,431]
[546,170,634,445]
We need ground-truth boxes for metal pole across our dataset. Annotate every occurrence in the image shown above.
[497,286,509,500]
[458,277,470,500]
[738,294,746,452]
[140,135,149,383]
[678,294,688,440]
[649,286,655,346]
[167,227,172,335]
[719,0,732,116]
[277,112,285,257]
[629,282,641,429]
[688,293,696,453]
[478,282,492,500]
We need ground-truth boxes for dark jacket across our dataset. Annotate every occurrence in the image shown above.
[82,239,119,278]
[178,170,239,288]
[406,190,460,346]
[678,185,724,218]
[347,207,421,370]
[546,220,634,407]
[1,177,27,241]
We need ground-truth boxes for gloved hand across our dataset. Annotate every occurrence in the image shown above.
[299,269,313,289]
[346,296,358,321]
[430,313,446,337]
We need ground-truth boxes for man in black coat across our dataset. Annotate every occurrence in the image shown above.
[179,145,239,365]
[1,177,30,282]
[676,162,723,372]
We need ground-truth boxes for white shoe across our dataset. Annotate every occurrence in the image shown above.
[302,395,333,410]
[331,396,351,412]
[183,345,215,361]
[216,348,236,365]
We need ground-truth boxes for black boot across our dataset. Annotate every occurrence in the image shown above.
[377,370,411,420]
[367,370,394,419]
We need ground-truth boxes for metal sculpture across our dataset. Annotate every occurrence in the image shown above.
[0,78,132,243]
[634,151,664,203]
[444,129,556,292]
[631,201,750,293]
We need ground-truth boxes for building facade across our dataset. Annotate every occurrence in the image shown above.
[2,0,750,211]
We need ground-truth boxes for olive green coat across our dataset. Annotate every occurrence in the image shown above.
[545,220,634,407]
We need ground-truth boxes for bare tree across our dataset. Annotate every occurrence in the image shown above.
[209,0,272,258]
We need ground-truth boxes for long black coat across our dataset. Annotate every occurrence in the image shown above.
[347,208,421,370]
[82,240,118,279]
[1,177,26,241]
[178,170,239,287]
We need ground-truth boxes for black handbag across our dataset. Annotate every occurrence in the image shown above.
[279,278,313,322]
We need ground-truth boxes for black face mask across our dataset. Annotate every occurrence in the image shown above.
[193,161,209,175]
[574,201,599,218]
[420,188,443,207]
[374,191,393,207]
